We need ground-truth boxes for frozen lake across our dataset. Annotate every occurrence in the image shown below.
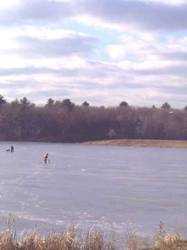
[0,142,186,236]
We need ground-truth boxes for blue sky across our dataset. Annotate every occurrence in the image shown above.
[0,0,187,107]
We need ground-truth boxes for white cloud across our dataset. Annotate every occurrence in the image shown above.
[0,0,20,10]
[0,0,186,107]
[145,0,186,5]
[72,14,126,31]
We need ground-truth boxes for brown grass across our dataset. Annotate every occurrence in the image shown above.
[126,222,187,250]
[0,222,186,249]
[0,227,115,250]
[84,139,187,148]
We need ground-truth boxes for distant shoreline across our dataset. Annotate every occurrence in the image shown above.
[83,139,187,148]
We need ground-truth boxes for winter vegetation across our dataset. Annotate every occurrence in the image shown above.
[0,222,187,250]
[0,95,186,142]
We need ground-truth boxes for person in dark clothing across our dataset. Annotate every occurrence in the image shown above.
[6,146,14,152]
[10,146,14,153]
[44,153,49,164]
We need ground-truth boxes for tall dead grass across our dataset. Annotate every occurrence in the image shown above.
[0,221,186,250]
[0,226,115,250]
[126,222,187,250]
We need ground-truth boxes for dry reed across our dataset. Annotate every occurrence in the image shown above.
[0,221,186,250]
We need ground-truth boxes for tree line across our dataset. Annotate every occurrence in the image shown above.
[0,95,186,142]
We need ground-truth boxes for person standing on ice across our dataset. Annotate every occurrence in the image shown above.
[10,145,14,153]
[43,153,49,164]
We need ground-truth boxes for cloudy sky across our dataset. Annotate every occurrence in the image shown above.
[0,0,187,107]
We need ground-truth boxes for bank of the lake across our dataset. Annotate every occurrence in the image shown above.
[84,139,187,148]
[0,226,187,250]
